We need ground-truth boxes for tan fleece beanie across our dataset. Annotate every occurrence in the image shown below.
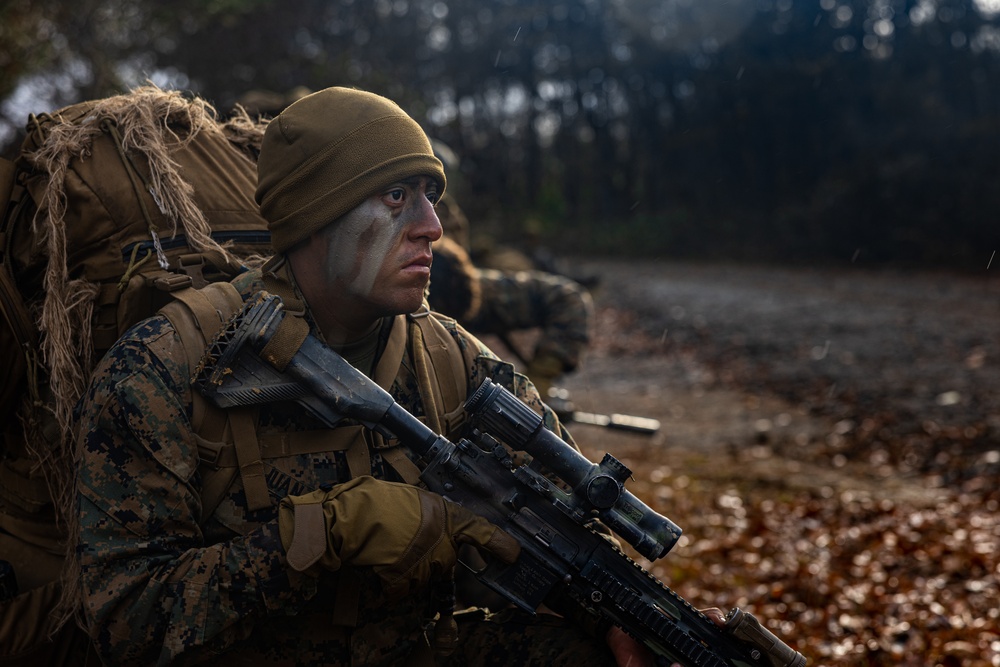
[255,87,446,254]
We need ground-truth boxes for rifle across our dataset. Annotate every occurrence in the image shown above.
[194,292,806,667]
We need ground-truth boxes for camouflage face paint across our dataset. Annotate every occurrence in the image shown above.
[322,197,405,299]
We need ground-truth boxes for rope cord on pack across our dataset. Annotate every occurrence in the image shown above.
[116,244,154,292]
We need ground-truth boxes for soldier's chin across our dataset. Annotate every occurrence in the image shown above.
[401,287,430,315]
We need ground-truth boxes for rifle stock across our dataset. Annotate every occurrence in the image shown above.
[195,292,806,667]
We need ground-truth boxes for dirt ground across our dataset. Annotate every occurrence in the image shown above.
[484,259,1000,666]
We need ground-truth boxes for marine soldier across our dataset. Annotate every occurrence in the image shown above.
[73,87,649,666]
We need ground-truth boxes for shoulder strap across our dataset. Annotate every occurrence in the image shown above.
[408,308,468,436]
[161,281,244,433]
[259,257,310,372]
[377,309,468,487]
[160,281,274,515]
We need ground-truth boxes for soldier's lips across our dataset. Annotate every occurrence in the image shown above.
[401,255,432,276]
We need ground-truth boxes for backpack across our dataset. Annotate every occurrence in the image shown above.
[0,86,272,664]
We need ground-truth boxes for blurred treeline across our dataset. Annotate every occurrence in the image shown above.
[1,0,998,266]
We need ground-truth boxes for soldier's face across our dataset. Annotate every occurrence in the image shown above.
[320,175,442,322]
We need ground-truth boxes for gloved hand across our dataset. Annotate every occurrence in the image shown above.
[278,476,520,597]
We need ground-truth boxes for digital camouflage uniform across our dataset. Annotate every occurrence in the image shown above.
[75,265,614,666]
[469,267,592,376]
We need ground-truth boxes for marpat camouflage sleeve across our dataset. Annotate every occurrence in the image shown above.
[75,316,319,666]
[468,268,592,372]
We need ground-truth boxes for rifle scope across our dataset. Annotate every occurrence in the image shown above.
[466,378,681,561]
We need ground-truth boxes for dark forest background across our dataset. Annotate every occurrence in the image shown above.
[2,0,998,267]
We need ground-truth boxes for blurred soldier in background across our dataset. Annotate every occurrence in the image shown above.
[429,194,593,399]
[427,140,594,400]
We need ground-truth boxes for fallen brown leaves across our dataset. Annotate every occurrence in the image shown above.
[570,437,1000,667]
[556,277,1000,666]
